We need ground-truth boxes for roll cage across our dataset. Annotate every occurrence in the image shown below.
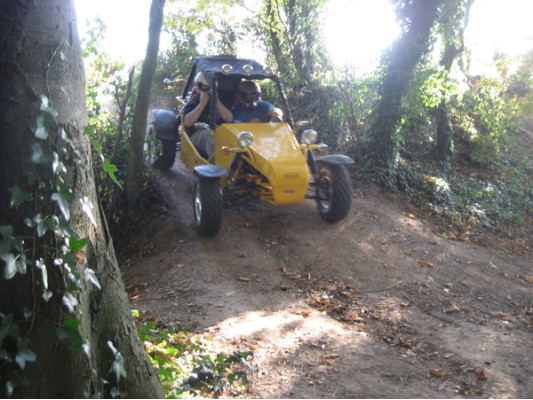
[179,55,294,128]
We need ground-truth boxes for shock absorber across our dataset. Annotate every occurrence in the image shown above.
[307,148,318,176]
[227,153,243,185]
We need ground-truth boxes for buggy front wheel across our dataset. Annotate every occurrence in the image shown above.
[314,161,352,223]
[193,176,223,236]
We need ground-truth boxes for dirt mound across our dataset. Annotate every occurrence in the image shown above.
[123,161,533,398]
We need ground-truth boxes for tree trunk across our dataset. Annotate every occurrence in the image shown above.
[127,0,165,211]
[0,0,163,397]
[434,0,474,166]
[366,0,441,187]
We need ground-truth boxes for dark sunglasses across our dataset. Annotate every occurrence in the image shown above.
[197,82,211,92]
[241,91,260,100]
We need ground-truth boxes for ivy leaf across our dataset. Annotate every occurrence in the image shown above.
[52,152,66,175]
[107,340,118,355]
[84,268,101,290]
[82,342,91,357]
[42,290,53,301]
[31,214,49,238]
[8,186,33,208]
[0,314,19,343]
[62,293,78,312]
[103,158,123,189]
[51,184,75,221]
[0,225,23,255]
[84,124,95,137]
[2,253,27,280]
[59,127,75,150]
[108,341,127,381]
[35,258,48,290]
[31,142,50,165]
[80,196,97,228]
[40,95,58,118]
[56,314,83,348]
[35,108,55,140]
[15,338,36,369]
[0,225,14,238]
[69,236,88,252]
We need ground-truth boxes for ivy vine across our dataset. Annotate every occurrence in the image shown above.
[0,96,125,397]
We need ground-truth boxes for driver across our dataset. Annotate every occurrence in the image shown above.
[232,80,283,123]
[182,72,233,159]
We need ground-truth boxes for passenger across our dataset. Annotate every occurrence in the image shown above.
[182,72,233,159]
[232,80,283,123]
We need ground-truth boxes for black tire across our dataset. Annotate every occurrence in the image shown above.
[193,176,223,236]
[153,139,177,170]
[315,161,352,223]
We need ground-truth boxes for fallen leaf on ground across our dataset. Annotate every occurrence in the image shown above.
[493,312,512,321]
[419,259,436,269]
[341,311,362,323]
[429,368,448,378]
[293,310,312,317]
[445,304,461,314]
[473,367,488,380]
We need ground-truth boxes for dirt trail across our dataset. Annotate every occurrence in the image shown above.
[123,160,533,398]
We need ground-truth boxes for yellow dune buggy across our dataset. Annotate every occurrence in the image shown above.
[152,56,354,236]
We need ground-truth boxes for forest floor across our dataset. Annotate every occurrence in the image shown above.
[120,160,533,399]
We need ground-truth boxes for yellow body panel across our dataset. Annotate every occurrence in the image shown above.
[180,121,310,205]
[214,122,310,205]
[179,126,209,171]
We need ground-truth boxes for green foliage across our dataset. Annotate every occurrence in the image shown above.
[260,0,330,86]
[158,0,248,86]
[0,96,104,396]
[137,321,252,398]
[455,72,519,167]
[328,73,381,154]
[81,18,145,239]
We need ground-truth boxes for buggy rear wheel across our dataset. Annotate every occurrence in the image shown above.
[145,126,160,166]
[315,161,352,223]
[193,175,223,236]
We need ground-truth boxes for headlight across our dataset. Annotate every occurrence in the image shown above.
[238,131,254,148]
[222,64,233,74]
[301,129,318,145]
[243,64,254,75]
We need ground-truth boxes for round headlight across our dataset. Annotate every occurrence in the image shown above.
[264,66,273,75]
[238,131,254,148]
[243,64,254,75]
[301,129,318,145]
[222,64,233,74]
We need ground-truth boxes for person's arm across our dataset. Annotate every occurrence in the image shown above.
[264,101,283,121]
[269,106,283,120]
[216,98,233,123]
[183,92,209,128]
